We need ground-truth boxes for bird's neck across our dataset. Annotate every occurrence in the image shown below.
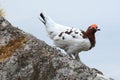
[82,30,96,49]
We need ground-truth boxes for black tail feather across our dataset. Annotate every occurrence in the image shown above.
[40,13,45,21]
[39,13,46,24]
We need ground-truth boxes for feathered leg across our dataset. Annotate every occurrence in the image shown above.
[73,53,80,61]
[67,50,74,59]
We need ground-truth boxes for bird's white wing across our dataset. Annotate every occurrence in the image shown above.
[53,28,91,52]
[53,28,84,44]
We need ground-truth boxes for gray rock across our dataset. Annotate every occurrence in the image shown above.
[0,17,114,80]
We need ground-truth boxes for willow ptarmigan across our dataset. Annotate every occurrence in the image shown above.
[39,12,100,61]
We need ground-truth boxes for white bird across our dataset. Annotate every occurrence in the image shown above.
[39,12,100,61]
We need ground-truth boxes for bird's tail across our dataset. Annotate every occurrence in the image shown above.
[39,12,55,25]
[39,12,46,24]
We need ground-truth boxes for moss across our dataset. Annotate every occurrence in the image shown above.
[0,35,28,62]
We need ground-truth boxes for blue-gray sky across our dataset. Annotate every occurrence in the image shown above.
[1,0,120,79]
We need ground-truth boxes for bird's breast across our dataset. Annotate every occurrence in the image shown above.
[54,38,91,53]
[71,38,91,51]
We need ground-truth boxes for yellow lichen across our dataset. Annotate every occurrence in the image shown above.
[0,35,29,62]
[0,9,5,17]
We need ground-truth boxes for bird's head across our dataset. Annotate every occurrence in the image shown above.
[87,24,100,33]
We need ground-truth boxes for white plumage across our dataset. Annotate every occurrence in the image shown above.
[39,12,100,61]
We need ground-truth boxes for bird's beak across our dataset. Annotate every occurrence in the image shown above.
[97,28,100,31]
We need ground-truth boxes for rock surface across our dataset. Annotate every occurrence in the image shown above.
[0,16,114,80]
